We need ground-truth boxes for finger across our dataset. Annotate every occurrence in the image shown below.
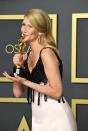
[14,73,26,84]
[14,73,21,80]
[40,82,44,85]
[3,72,17,81]
[3,71,9,77]
[14,73,19,77]
[3,72,13,79]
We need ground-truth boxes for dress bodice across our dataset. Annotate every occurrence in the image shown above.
[23,47,63,104]
[23,47,63,84]
[23,55,48,84]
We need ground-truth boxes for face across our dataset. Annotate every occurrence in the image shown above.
[21,17,39,43]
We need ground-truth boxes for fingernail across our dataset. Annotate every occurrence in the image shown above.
[14,73,17,76]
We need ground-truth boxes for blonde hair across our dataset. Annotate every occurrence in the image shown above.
[25,8,59,55]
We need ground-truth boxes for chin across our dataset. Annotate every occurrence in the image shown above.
[23,38,29,42]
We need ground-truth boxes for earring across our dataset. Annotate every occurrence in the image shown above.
[38,35,41,43]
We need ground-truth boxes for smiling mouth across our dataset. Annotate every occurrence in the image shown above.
[23,34,29,38]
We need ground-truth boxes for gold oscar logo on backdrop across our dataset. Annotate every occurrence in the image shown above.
[0,14,57,130]
[5,43,30,54]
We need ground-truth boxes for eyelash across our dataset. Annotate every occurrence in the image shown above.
[22,23,26,26]
[29,25,32,28]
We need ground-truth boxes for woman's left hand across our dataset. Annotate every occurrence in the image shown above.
[3,72,27,85]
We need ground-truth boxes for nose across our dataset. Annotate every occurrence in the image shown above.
[24,26,28,32]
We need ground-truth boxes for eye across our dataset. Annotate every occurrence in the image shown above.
[28,24,33,28]
[22,23,25,26]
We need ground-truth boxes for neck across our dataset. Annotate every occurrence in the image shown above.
[29,40,41,54]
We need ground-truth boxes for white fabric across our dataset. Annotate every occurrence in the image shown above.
[32,91,77,131]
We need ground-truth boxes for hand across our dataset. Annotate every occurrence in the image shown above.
[13,53,27,66]
[3,71,27,85]
[13,54,23,66]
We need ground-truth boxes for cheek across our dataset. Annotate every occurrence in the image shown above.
[21,26,23,33]
[28,29,34,35]
[29,29,38,37]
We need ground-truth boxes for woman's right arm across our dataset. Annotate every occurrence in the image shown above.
[3,53,27,97]
[13,53,27,97]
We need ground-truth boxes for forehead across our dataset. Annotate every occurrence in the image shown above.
[23,17,31,25]
[22,16,40,32]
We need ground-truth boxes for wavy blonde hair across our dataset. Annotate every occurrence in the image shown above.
[25,8,59,55]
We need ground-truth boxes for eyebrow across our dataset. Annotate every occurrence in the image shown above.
[22,21,32,26]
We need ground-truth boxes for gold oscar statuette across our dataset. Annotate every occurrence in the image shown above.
[15,34,26,75]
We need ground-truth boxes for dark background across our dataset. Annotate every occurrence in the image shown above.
[0,0,88,130]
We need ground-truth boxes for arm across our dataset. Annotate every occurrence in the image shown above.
[13,82,26,98]
[23,48,63,99]
[3,72,26,98]
[13,53,27,97]
[3,53,27,98]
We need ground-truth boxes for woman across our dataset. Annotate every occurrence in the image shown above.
[3,9,77,131]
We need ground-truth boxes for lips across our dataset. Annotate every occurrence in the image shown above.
[22,34,29,42]
[23,34,28,37]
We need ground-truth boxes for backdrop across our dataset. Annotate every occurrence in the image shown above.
[0,0,88,130]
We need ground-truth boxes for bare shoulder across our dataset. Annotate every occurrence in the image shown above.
[40,48,60,66]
